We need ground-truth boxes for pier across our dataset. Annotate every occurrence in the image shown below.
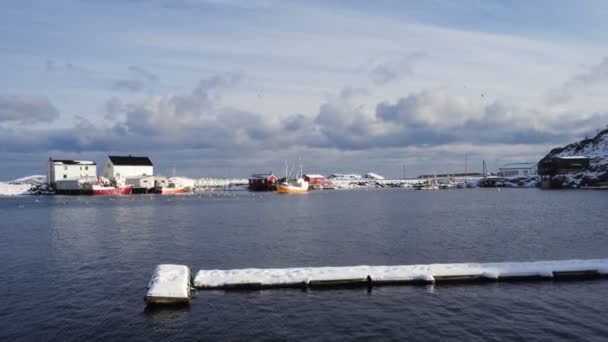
[193,259,608,290]
[145,259,608,304]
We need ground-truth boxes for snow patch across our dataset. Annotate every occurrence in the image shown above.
[0,182,32,196]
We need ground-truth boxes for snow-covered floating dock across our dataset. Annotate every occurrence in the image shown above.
[145,264,191,305]
[193,259,608,290]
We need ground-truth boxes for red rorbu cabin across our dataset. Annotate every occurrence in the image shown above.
[248,173,278,191]
[304,174,332,189]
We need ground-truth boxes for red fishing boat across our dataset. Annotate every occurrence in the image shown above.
[83,176,133,195]
[152,179,186,195]
[87,184,133,195]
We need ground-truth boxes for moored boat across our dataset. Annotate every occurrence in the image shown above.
[153,186,186,195]
[87,184,133,195]
[277,160,309,194]
[277,179,309,194]
[153,179,186,194]
[82,176,133,195]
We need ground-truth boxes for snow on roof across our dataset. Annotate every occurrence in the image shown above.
[250,173,275,179]
[304,174,325,178]
[51,159,96,165]
[557,156,590,160]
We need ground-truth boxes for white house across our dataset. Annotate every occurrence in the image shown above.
[104,155,154,184]
[48,158,97,187]
[498,162,537,178]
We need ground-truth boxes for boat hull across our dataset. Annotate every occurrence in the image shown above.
[153,187,186,195]
[277,184,308,194]
[88,185,133,195]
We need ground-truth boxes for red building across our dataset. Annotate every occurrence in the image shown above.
[248,173,278,191]
[304,174,332,189]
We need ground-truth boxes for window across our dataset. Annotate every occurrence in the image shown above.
[80,166,82,170]
[63,174,67,179]
[64,166,68,170]
[85,166,88,170]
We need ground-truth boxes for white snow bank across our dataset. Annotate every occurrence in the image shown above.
[330,178,422,189]
[194,259,608,288]
[145,264,191,303]
[328,173,363,180]
[195,178,248,188]
[0,182,32,196]
[9,174,47,185]
[365,172,385,180]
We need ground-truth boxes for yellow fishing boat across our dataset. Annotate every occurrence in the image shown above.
[277,160,309,194]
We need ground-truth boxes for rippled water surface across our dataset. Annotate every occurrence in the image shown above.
[1,189,607,341]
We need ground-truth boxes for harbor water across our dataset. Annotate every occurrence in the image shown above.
[1,189,607,341]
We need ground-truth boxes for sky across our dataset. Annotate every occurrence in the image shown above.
[2,0,608,179]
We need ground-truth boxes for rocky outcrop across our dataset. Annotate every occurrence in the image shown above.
[541,128,608,187]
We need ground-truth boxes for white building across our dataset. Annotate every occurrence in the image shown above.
[498,162,537,178]
[48,158,97,187]
[104,155,154,184]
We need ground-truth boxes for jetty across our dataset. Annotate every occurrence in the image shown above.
[145,264,191,305]
[145,259,608,304]
[193,259,608,290]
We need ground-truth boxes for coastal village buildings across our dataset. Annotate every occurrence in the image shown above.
[304,174,332,188]
[47,158,97,188]
[104,155,154,185]
[498,163,537,177]
[248,173,278,191]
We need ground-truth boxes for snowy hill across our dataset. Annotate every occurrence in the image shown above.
[542,128,608,187]
[546,128,608,164]
[9,175,47,185]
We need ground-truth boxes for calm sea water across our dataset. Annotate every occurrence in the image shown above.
[1,189,607,341]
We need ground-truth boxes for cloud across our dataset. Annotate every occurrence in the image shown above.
[313,90,603,150]
[44,59,88,73]
[547,57,608,104]
[193,71,243,95]
[0,95,59,123]
[113,80,143,92]
[3,76,607,179]
[112,65,160,93]
[128,65,159,82]
[369,52,426,85]
[339,86,368,100]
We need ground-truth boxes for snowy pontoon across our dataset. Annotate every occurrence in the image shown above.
[193,259,608,290]
[145,264,191,305]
